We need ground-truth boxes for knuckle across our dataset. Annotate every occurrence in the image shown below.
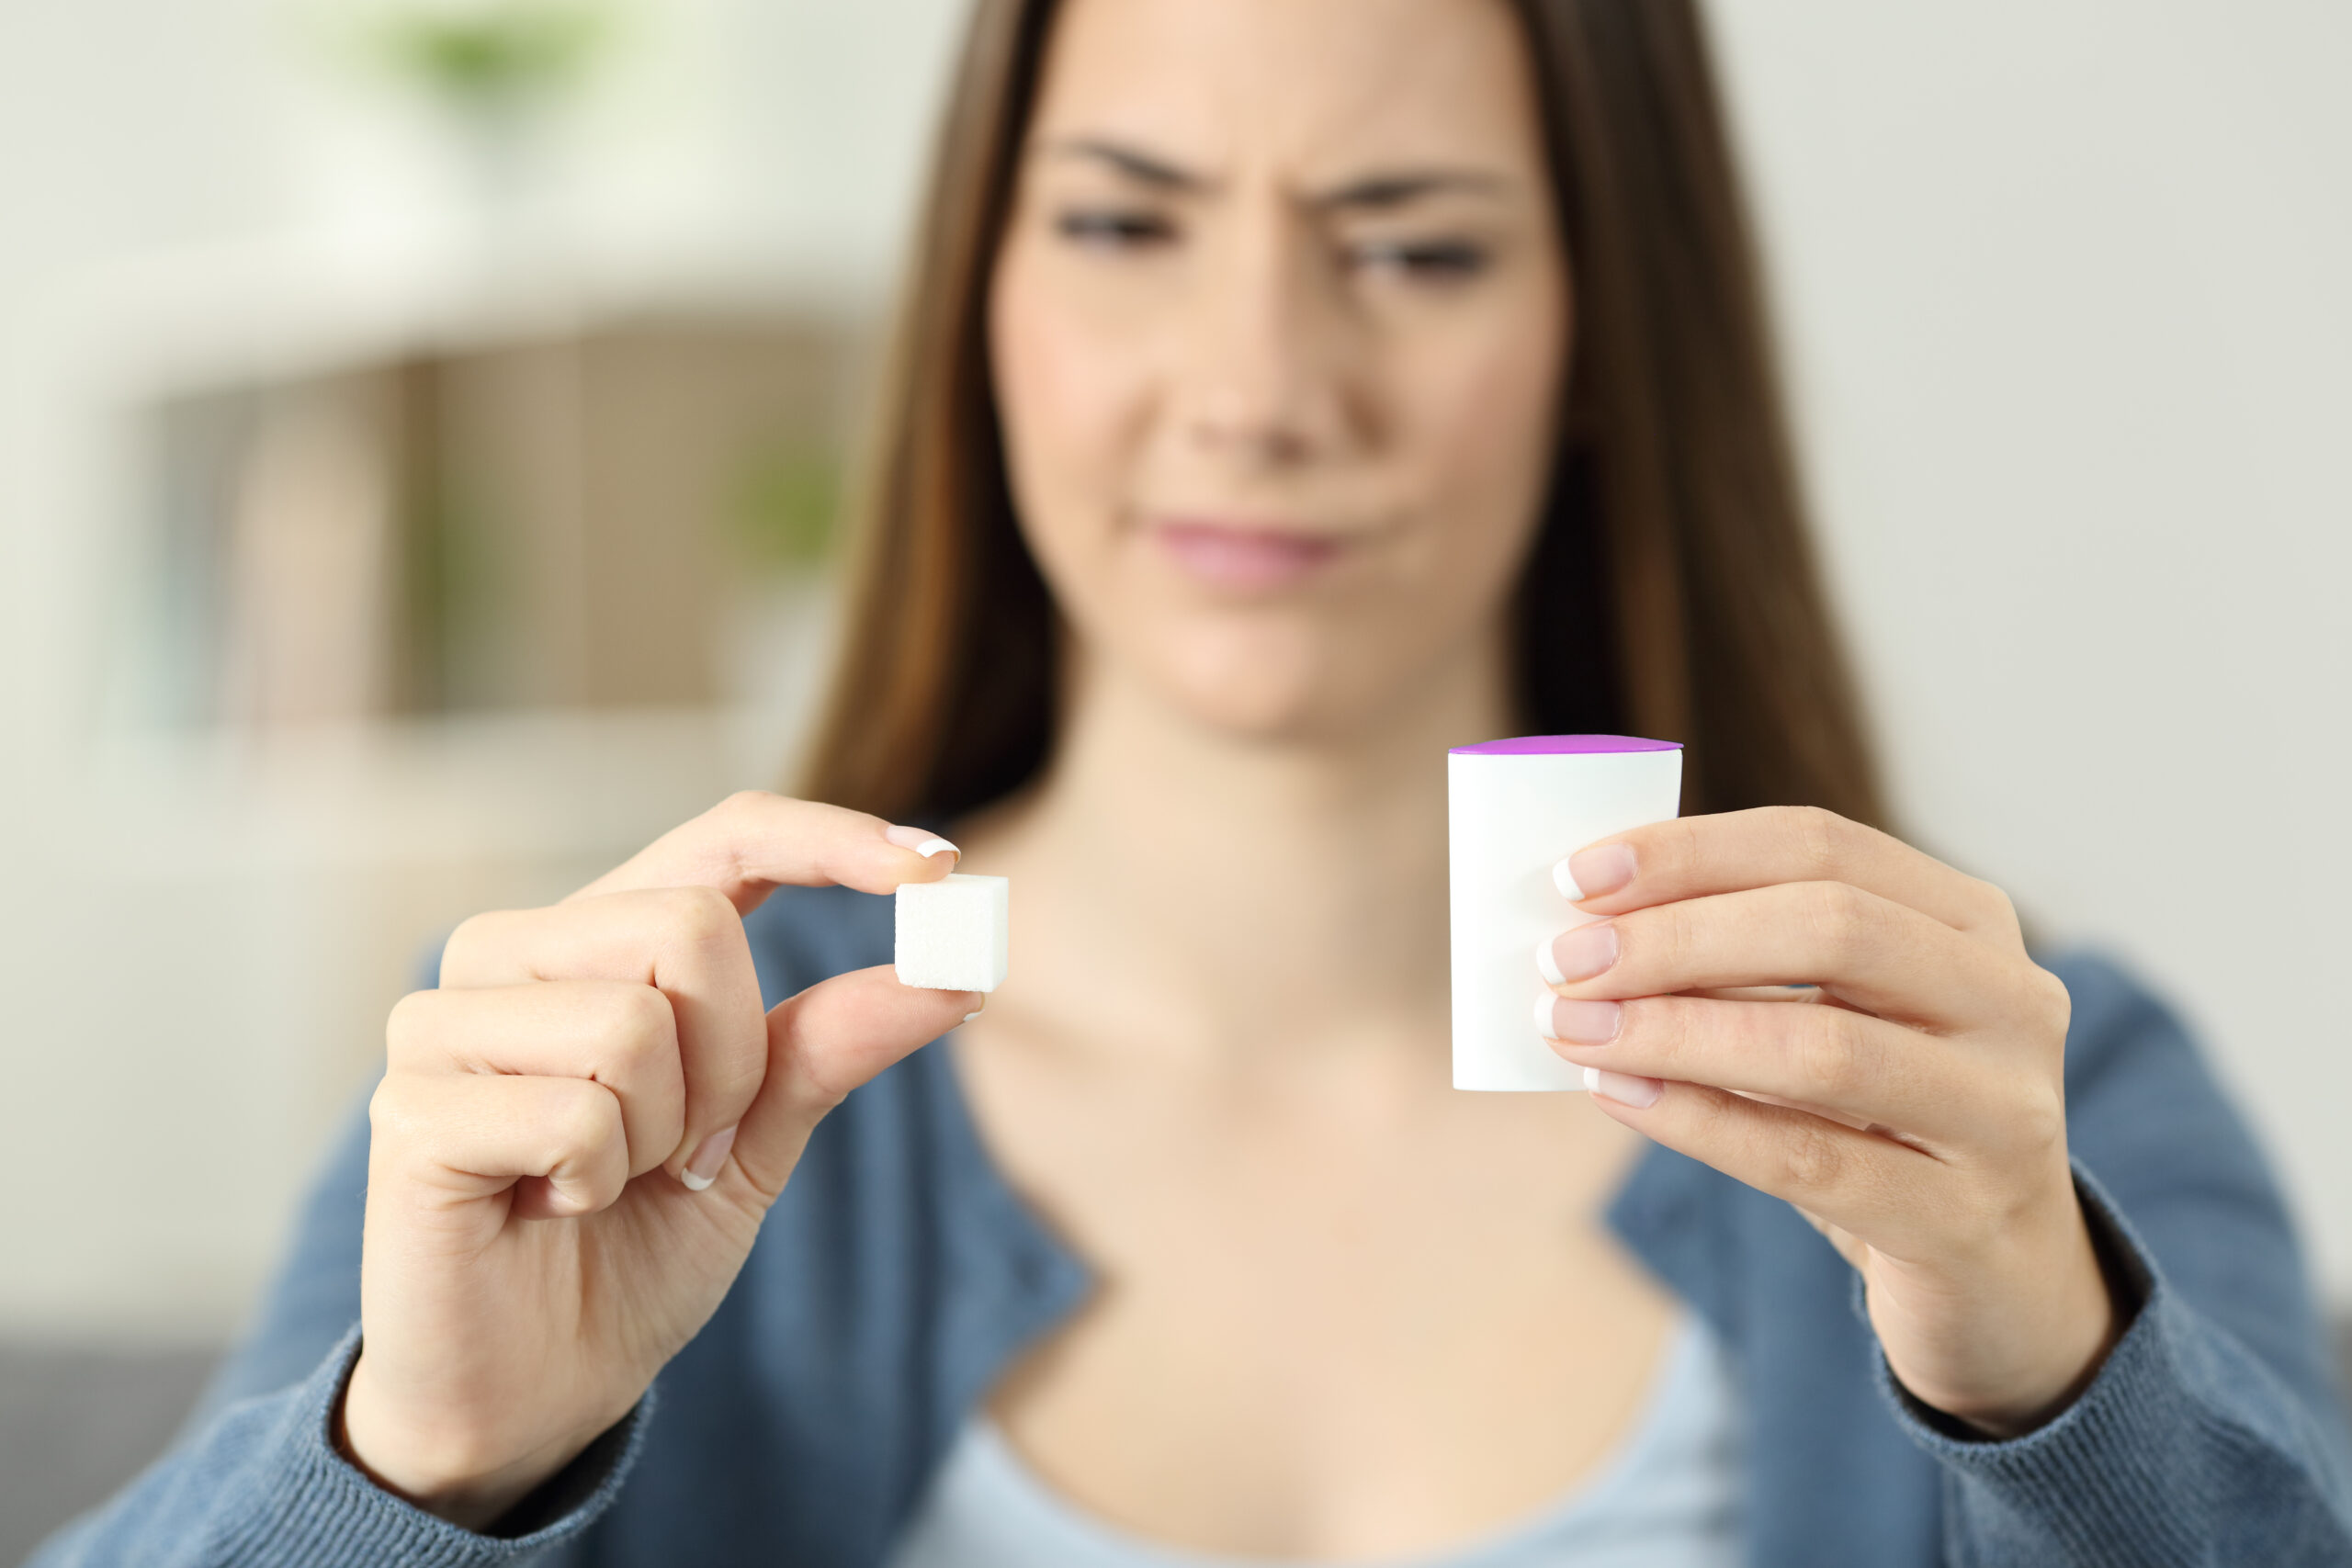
[785,1075,847,1122]
[1793,1009,1866,1100]
[715,788,780,820]
[1969,875,2024,939]
[383,990,439,1065]
[776,1043,848,1118]
[2030,966,2073,1039]
[1779,1121,1849,1195]
[2012,1082,2067,1155]
[1785,805,1849,877]
[550,1080,625,1157]
[366,1076,425,1145]
[1802,880,1879,964]
[600,984,678,1064]
[438,912,494,976]
[437,908,531,984]
[1645,997,1698,1072]
[1651,816,1702,877]
[706,790,786,849]
[662,884,741,948]
[1646,900,1697,974]
[767,1000,852,1116]
[547,1149,627,1216]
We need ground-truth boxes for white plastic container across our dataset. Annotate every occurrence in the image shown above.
[1448,736,1683,1090]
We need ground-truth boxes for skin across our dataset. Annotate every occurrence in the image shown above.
[339,0,2118,1549]
[341,800,985,1528]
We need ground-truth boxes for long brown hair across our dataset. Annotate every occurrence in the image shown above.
[802,0,1886,831]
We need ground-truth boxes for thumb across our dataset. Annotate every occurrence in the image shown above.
[727,965,981,1198]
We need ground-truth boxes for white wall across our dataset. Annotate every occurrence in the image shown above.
[0,0,2346,1340]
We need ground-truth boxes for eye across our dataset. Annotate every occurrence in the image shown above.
[1054,208,1177,251]
[1347,238,1491,282]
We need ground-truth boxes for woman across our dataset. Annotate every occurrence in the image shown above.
[38,1,2352,1564]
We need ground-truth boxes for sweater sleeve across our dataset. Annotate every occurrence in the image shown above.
[26,1099,649,1566]
[1883,952,2352,1566]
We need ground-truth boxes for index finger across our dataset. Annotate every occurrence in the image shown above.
[571,792,961,914]
[1557,806,2020,944]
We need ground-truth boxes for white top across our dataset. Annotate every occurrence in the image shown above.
[888,1312,1745,1568]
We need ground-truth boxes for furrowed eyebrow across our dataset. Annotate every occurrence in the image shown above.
[1036,139,1513,211]
[1309,170,1512,210]
[1040,137,1206,192]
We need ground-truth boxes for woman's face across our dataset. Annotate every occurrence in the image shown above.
[989,0,1570,741]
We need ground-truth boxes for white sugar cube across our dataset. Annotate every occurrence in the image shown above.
[894,874,1009,992]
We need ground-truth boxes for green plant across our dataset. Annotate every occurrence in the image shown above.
[733,446,844,572]
[369,0,615,115]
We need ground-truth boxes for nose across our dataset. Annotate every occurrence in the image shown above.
[1171,200,1360,469]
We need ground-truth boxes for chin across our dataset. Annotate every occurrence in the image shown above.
[1148,618,1406,744]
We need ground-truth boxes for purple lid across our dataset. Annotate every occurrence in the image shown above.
[1448,734,1682,756]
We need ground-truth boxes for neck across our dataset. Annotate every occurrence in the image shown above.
[960,637,1516,1072]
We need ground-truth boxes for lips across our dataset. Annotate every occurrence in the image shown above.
[1151,520,1349,591]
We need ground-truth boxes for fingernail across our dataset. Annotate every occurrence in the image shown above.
[962,1011,982,1024]
[1539,923,1618,985]
[680,1125,738,1192]
[1536,996,1622,1044]
[1582,1066,1663,1108]
[885,825,960,860]
[1560,844,1635,900]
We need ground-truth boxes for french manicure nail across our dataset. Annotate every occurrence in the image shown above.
[1537,997,1622,1044]
[1582,1066,1663,1108]
[1539,923,1619,985]
[885,825,961,860]
[681,1125,738,1192]
[1565,844,1636,900]
[962,1011,982,1024]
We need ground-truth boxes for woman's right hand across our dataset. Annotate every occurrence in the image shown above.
[340,793,978,1529]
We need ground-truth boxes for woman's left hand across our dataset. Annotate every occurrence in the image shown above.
[1538,806,2119,1438]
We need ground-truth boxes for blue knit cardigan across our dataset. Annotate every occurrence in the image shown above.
[33,886,2352,1566]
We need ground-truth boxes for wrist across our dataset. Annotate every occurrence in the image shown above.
[1883,1182,2124,1438]
[337,1352,595,1532]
